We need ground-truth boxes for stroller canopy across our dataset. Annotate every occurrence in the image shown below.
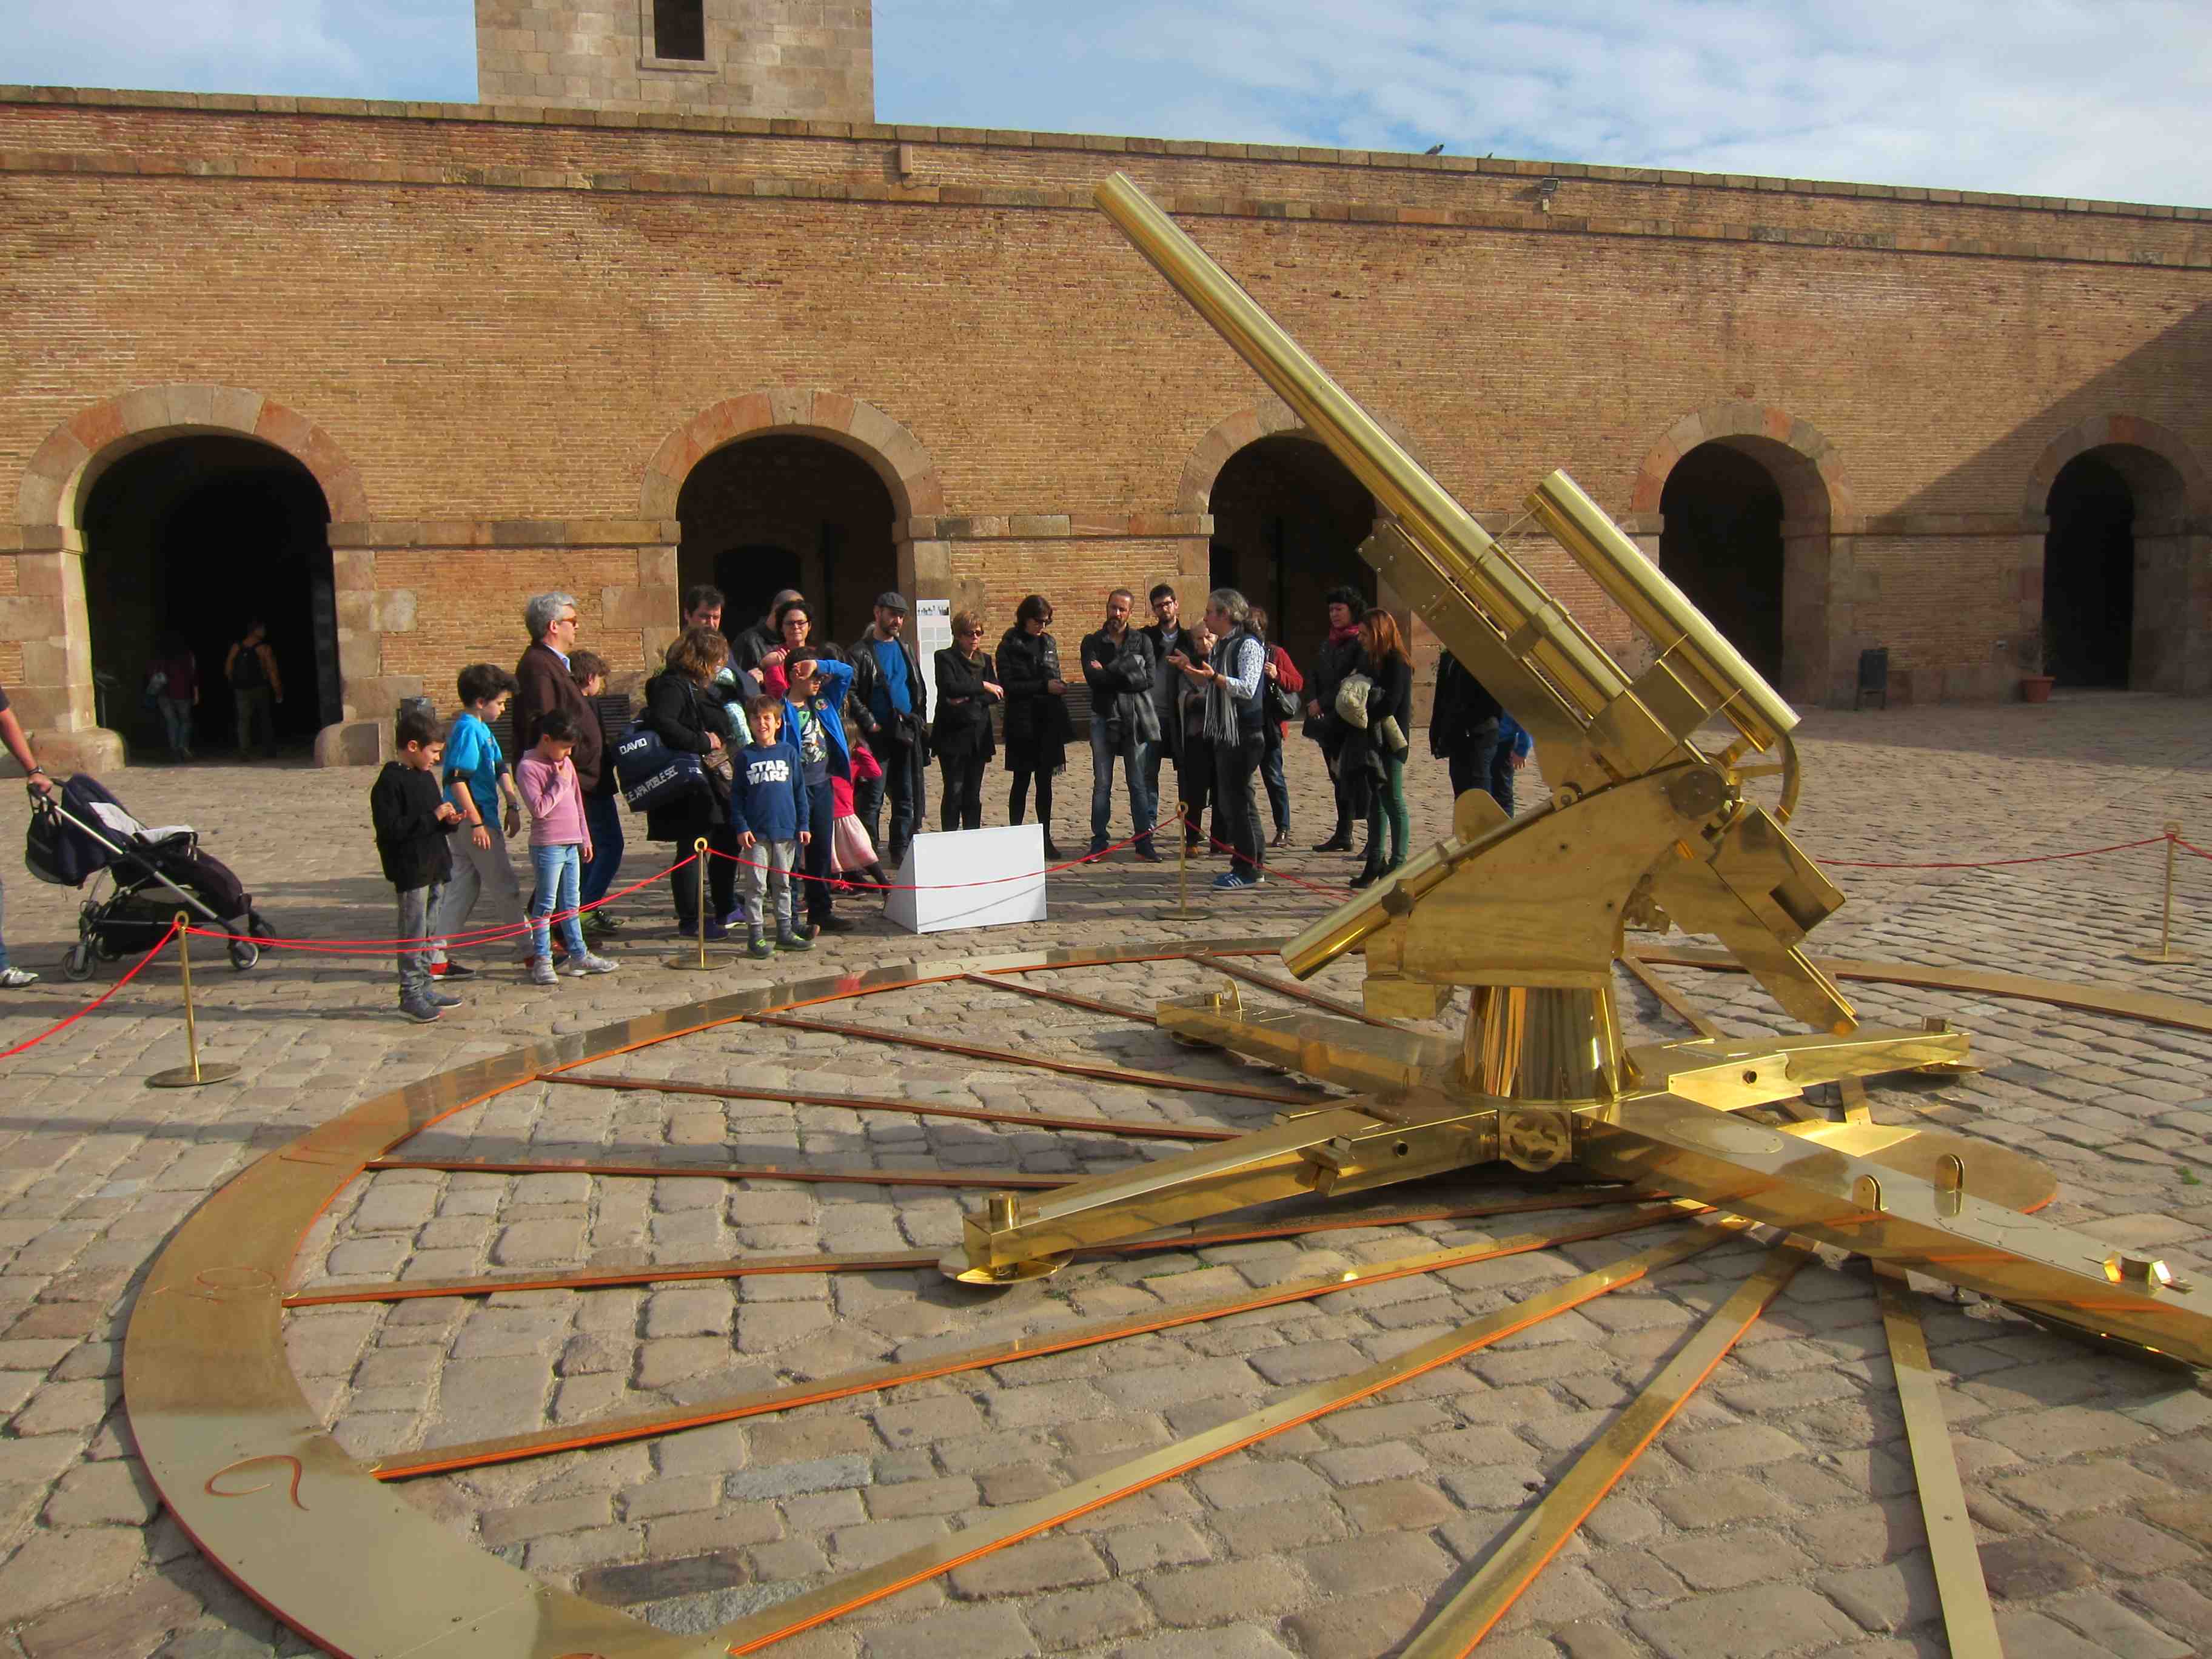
[26,774,195,887]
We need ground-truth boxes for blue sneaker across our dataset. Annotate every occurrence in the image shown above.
[1212,871,1262,890]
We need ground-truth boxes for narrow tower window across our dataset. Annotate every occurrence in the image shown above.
[653,0,706,61]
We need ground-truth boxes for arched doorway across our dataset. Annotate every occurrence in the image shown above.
[1207,434,1376,673]
[2039,445,2188,689]
[675,435,898,649]
[81,435,338,759]
[1658,443,1787,683]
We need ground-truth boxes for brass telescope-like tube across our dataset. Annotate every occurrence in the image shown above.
[1093,173,1629,732]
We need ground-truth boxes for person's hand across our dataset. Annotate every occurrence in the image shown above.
[799,829,811,846]
[581,842,593,865]
[503,804,521,836]
[435,801,460,823]
[1305,700,1321,719]
[1045,678,1066,695]
[1086,660,1102,673]
[24,770,53,798]
[1167,651,1187,668]
[1264,659,1279,680]
[762,648,788,669]
[983,681,1004,700]
[737,830,757,848]
[472,823,491,850]
[1510,752,1529,770]
[706,731,723,751]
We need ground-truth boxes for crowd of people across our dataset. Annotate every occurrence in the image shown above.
[1,578,1527,1013]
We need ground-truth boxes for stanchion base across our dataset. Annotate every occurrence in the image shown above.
[663,953,742,971]
[2125,950,2196,965]
[1154,905,1206,920]
[147,1062,241,1090]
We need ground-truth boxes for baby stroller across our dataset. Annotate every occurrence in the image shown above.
[24,774,272,979]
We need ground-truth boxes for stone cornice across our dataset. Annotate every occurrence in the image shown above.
[1,82,2204,229]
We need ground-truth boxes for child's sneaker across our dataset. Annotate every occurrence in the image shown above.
[776,917,814,953]
[429,989,464,1008]
[399,994,443,1023]
[746,926,774,960]
[0,967,39,990]
[526,955,558,986]
[564,951,618,976]
[432,960,476,980]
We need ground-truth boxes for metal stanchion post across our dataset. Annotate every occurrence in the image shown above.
[2127,822,2194,965]
[666,840,725,970]
[1157,807,1202,920]
[148,914,240,1088]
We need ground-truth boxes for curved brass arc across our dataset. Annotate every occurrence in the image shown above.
[122,937,1293,1659]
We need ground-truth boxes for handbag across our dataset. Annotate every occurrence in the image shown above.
[612,728,708,813]
[1267,675,1300,723]
[1335,671,1374,729]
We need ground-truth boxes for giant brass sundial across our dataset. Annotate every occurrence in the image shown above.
[124,177,2211,1656]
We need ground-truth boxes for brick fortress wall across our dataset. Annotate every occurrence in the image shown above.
[1,86,2207,769]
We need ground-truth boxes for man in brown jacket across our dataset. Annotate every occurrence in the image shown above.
[511,591,601,793]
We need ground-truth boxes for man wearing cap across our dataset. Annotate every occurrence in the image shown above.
[848,592,928,868]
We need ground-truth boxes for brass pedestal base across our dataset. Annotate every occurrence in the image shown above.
[147,1061,240,1090]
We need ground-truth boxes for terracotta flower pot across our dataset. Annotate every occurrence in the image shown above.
[2020,675,2056,703]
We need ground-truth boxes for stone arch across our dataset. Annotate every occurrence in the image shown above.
[7,386,372,773]
[1631,404,1855,707]
[2021,415,2211,693]
[17,384,369,532]
[642,390,947,617]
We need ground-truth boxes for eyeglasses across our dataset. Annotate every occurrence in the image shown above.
[959,628,983,637]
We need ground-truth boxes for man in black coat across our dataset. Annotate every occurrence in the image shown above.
[1081,589,1161,861]
[1430,649,1504,805]
[847,592,929,868]
[1139,583,1202,849]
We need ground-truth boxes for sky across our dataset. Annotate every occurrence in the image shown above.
[4,1,2207,207]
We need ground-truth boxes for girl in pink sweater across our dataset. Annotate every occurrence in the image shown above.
[516,711,617,985]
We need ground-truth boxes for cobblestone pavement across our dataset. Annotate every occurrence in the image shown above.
[1,691,2210,1657]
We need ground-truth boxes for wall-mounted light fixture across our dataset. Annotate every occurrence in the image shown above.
[1538,176,1561,213]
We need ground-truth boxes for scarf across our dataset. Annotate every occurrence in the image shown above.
[1204,629,1259,743]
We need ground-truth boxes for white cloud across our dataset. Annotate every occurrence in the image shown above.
[1,1,2204,204]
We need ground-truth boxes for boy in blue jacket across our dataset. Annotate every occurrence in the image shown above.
[729,695,813,959]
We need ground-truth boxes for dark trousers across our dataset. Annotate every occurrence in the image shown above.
[1214,733,1265,880]
[1446,720,1505,810]
[940,754,986,831]
[1008,769,1055,834]
[1179,734,1215,846]
[1260,734,1289,834]
[856,731,920,864]
[580,791,625,907]
[802,779,836,923]
[233,686,275,758]
[1322,736,1355,840]
[1489,745,1518,816]
[669,823,737,930]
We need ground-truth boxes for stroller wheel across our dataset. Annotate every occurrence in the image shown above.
[61,942,96,982]
[227,939,261,972]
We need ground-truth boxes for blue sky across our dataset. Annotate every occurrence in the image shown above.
[5,1,2207,206]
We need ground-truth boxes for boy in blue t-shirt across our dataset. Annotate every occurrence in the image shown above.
[728,695,812,959]
[432,663,527,978]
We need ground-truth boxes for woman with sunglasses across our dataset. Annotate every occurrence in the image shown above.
[996,594,1073,860]
[931,608,1003,831]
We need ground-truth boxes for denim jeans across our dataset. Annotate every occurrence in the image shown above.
[1260,735,1290,834]
[1088,716,1156,850]
[526,842,587,962]
[857,731,920,862]
[158,697,193,754]
[395,882,434,999]
[1445,720,1503,808]
[580,791,625,907]
[800,779,836,923]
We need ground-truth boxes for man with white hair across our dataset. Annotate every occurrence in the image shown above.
[511,590,603,859]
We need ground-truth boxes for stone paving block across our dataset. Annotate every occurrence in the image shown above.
[1627,1584,1863,1658]
[13,1572,202,1658]
[1980,1535,2099,1600]
[0,1526,147,1620]
[2042,1588,2193,1658]
[1992,1607,2128,1658]
[1143,1556,1312,1626]
[856,1602,1031,1659]
[1098,1519,1212,1574]
[1820,1551,1942,1634]
[2053,1512,2201,1577]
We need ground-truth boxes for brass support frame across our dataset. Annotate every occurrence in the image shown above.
[709,1223,1733,1655]
[1876,1264,2005,1655]
[1401,1238,1812,1654]
[363,1156,1068,1190]
[960,970,1161,1025]
[2127,822,2195,965]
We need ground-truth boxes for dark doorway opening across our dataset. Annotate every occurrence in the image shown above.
[81,435,337,760]
[1659,442,1786,683]
[2042,452,2135,688]
[677,436,897,652]
[1208,435,1376,675]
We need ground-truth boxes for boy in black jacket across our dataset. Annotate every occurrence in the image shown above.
[371,705,464,1023]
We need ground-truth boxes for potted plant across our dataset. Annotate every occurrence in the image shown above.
[2021,632,2055,703]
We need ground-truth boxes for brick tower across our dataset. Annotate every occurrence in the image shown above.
[475,1,873,121]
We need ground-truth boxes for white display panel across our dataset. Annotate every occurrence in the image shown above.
[884,823,1047,934]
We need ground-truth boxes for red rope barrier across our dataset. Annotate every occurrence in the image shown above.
[183,856,697,954]
[1814,834,2168,871]
[2173,836,2212,863]
[0,920,180,1061]
[708,823,1158,890]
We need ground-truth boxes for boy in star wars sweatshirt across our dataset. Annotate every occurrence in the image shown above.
[727,694,813,959]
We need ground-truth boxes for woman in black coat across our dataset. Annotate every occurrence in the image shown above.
[931,609,1002,832]
[996,593,1074,859]
[1350,608,1415,890]
[640,626,740,933]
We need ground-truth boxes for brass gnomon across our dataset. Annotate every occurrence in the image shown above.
[947,175,2212,1370]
